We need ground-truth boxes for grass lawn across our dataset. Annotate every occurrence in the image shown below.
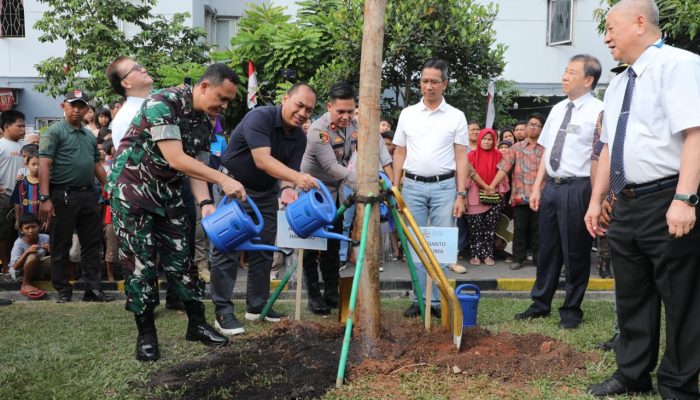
[0,298,661,399]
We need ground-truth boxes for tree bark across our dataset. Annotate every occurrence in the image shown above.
[355,0,386,341]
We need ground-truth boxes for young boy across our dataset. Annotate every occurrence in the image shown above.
[0,110,26,272]
[11,151,40,231]
[10,213,51,299]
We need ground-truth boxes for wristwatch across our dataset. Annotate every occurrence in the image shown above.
[456,191,467,198]
[39,194,50,203]
[673,193,699,206]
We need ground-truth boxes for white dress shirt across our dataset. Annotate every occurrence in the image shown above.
[110,96,146,146]
[538,92,603,178]
[393,97,469,176]
[601,43,700,184]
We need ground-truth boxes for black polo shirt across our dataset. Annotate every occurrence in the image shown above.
[221,105,306,192]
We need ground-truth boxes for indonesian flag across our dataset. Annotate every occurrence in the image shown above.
[247,60,258,109]
[485,80,495,129]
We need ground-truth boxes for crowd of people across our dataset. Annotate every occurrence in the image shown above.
[0,0,698,397]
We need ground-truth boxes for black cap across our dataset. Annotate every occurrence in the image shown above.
[64,89,90,104]
[611,63,630,74]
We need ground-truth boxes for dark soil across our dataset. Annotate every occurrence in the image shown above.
[147,314,596,399]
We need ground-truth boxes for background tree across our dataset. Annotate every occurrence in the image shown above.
[34,0,210,103]
[594,0,700,54]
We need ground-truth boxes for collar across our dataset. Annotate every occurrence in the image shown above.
[274,104,285,129]
[61,119,86,133]
[569,92,594,110]
[631,38,664,77]
[126,95,146,104]
[419,97,448,112]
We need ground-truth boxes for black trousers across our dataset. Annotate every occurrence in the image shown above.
[607,186,700,399]
[302,212,343,290]
[530,179,592,322]
[512,204,539,263]
[50,188,102,291]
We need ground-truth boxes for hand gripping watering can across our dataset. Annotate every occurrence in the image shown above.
[202,196,280,253]
[455,284,481,327]
[285,179,351,241]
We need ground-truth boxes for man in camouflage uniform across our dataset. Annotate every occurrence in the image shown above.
[108,63,245,362]
[301,81,393,315]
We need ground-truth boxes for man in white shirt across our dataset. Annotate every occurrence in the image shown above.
[106,57,154,145]
[520,55,603,330]
[392,59,468,318]
[584,0,700,397]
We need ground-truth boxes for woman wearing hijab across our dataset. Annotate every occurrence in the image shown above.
[465,128,509,265]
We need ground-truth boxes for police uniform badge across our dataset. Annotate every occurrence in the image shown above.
[333,136,344,144]
[319,131,330,144]
[351,131,358,139]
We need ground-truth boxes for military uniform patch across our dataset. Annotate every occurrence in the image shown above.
[319,131,330,144]
[333,136,344,143]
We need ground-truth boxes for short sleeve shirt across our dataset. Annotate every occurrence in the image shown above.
[497,140,544,206]
[39,120,99,186]
[10,234,50,267]
[108,86,211,216]
[221,105,306,192]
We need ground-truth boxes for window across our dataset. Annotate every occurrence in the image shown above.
[547,0,573,46]
[0,0,25,38]
[215,17,238,50]
[35,117,61,131]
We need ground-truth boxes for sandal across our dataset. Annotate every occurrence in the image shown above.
[20,287,46,300]
[469,258,481,266]
[484,257,496,266]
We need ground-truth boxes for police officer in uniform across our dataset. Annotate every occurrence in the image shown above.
[301,82,393,314]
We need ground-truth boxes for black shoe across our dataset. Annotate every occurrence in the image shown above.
[184,301,229,347]
[82,289,114,302]
[509,262,523,270]
[134,311,160,362]
[307,282,331,315]
[588,377,652,397]
[558,319,581,329]
[430,306,441,319]
[245,307,287,322]
[0,298,12,306]
[165,294,185,311]
[404,303,421,318]
[514,308,550,320]
[323,285,340,309]
[598,263,613,279]
[214,313,245,336]
[595,333,619,352]
[57,290,73,303]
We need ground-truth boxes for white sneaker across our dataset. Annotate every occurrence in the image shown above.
[244,308,286,322]
[214,314,245,336]
[379,266,384,272]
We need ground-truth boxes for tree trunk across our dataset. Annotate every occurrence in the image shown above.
[355,0,386,342]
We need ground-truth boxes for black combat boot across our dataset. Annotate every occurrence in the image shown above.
[307,282,331,315]
[184,301,229,347]
[134,310,160,362]
[323,279,339,309]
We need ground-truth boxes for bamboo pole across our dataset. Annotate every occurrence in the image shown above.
[294,249,304,321]
[355,0,387,340]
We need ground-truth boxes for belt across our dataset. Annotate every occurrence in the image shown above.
[405,171,455,183]
[50,184,93,192]
[620,175,679,198]
[547,176,589,185]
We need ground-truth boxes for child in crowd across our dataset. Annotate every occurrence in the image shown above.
[11,152,41,231]
[97,139,116,281]
[9,213,51,300]
[15,143,38,180]
[498,140,513,155]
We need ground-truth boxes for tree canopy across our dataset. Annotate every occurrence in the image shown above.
[34,0,211,103]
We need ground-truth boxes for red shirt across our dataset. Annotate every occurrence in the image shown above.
[497,140,544,206]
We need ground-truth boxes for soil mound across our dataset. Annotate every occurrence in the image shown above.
[148,316,596,399]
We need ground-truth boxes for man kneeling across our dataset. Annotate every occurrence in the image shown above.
[10,213,51,300]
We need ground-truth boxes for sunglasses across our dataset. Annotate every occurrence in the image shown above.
[120,64,145,80]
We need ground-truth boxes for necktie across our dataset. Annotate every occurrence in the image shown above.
[609,67,637,194]
[549,102,574,171]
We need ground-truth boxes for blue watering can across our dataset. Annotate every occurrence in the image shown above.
[202,196,280,253]
[285,179,351,241]
[455,284,481,327]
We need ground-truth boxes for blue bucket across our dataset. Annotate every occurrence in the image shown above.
[285,179,351,241]
[455,284,481,327]
[202,196,280,253]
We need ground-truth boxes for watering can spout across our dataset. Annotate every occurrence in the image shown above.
[236,239,281,252]
[313,228,352,242]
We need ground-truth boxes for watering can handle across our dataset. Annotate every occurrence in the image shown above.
[455,283,481,297]
[316,179,334,204]
[216,196,265,232]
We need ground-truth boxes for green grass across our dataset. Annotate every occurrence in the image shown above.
[0,298,661,399]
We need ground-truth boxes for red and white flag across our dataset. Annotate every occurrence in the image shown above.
[247,60,258,109]
[485,80,495,129]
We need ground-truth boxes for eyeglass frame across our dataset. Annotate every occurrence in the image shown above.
[120,63,144,81]
[527,122,543,129]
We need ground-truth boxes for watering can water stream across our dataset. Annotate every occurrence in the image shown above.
[202,196,280,253]
[285,179,351,241]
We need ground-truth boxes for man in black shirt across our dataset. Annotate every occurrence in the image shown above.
[209,83,318,335]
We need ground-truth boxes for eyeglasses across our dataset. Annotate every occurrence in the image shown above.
[527,122,543,128]
[419,79,445,86]
[120,64,145,80]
